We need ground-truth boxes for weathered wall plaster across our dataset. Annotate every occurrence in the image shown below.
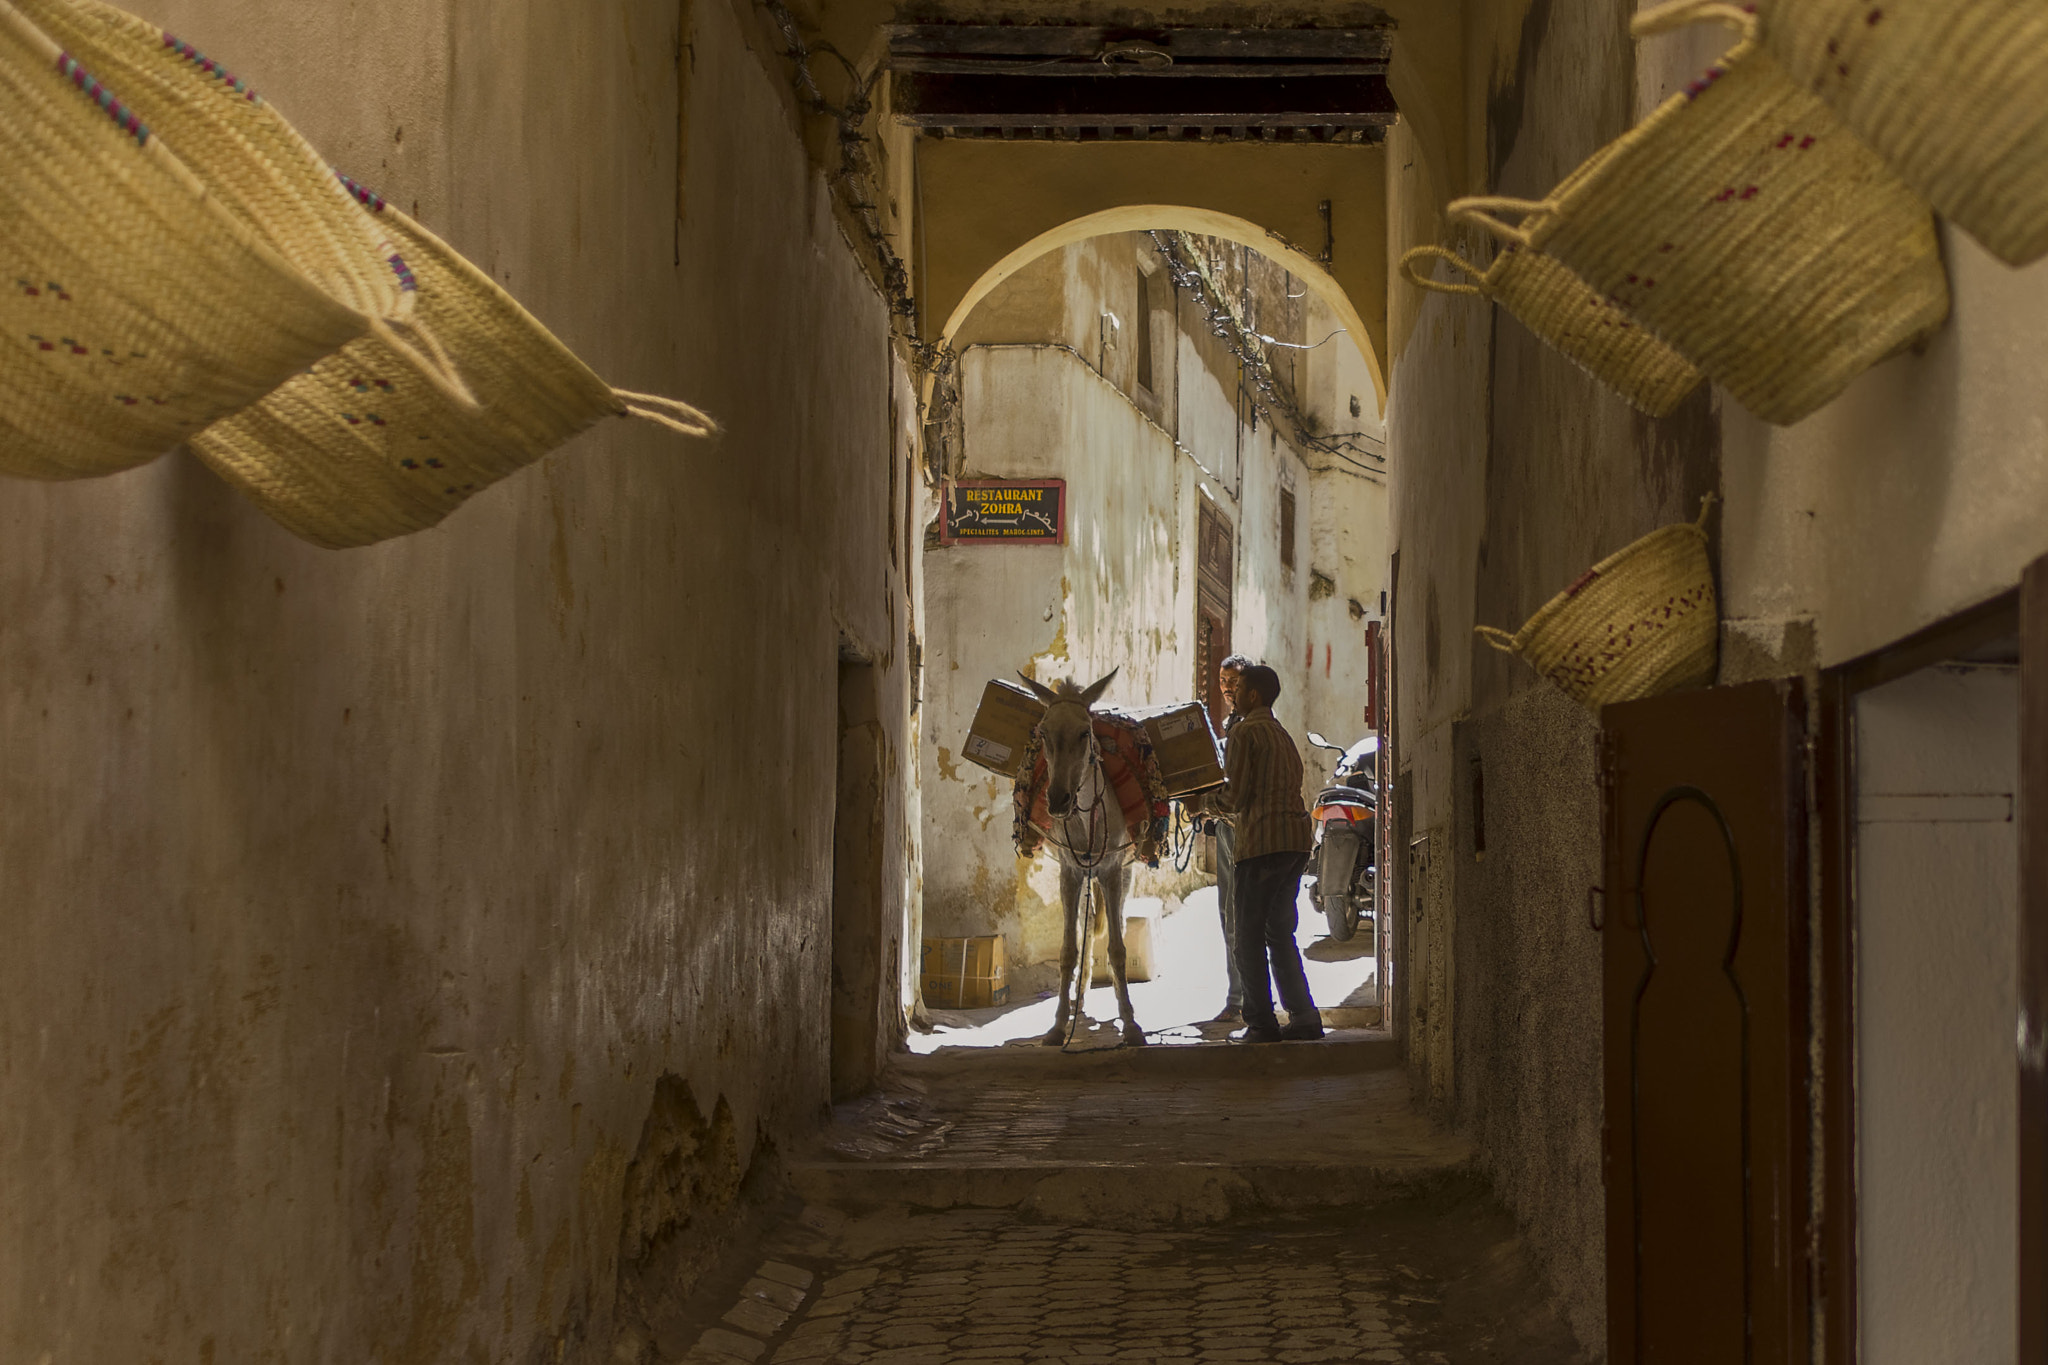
[920,343,1217,987]
[1718,228,2048,666]
[0,2,911,1361]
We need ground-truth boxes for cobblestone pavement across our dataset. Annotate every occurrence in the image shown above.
[812,1061,1461,1172]
[675,1196,1586,1365]
[656,1045,1584,1364]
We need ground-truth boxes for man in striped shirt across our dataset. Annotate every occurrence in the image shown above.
[1193,663,1324,1043]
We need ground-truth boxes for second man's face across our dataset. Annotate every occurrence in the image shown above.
[1219,667,1247,714]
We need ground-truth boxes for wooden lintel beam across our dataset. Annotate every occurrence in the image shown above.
[887,58,1390,79]
[895,72,1398,125]
[900,111,1400,129]
[883,24,1394,64]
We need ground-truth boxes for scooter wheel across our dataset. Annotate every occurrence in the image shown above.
[1323,893,1358,942]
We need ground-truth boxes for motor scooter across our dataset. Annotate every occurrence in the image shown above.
[1303,732,1378,941]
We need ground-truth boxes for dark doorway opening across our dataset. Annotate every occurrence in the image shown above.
[832,653,887,1101]
[1196,494,1235,726]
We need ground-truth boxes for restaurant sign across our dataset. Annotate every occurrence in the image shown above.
[940,479,1066,546]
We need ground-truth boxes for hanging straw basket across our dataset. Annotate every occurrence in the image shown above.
[1757,0,2048,266]
[0,0,380,478]
[1476,496,1719,712]
[1399,210,1702,418]
[1459,0,1948,427]
[1402,144,1703,419]
[192,181,718,549]
[14,0,469,393]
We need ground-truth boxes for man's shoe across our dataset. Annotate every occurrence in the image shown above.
[1210,1004,1243,1024]
[1230,1023,1283,1044]
[1279,1020,1326,1041]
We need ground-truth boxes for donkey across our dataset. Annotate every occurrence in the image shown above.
[1019,669,1146,1048]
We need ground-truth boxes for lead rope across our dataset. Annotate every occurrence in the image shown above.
[1059,876,1093,1052]
[1170,801,1201,874]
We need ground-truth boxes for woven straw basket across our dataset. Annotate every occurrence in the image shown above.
[15,0,471,394]
[1758,0,2048,266]
[1477,496,1719,713]
[1399,199,1702,417]
[1465,0,1949,427]
[0,0,378,478]
[193,182,718,549]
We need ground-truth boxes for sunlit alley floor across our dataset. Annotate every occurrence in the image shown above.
[908,886,1380,1053]
[658,1024,1587,1364]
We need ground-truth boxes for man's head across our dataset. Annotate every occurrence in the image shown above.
[1218,653,1254,714]
[1239,664,1282,711]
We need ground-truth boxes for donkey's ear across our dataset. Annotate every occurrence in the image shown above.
[1017,673,1061,705]
[1078,667,1119,708]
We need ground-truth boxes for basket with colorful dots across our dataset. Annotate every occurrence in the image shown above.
[1456,0,1949,426]
[0,0,380,478]
[193,186,717,549]
[1757,0,2048,267]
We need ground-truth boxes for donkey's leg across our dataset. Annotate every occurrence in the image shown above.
[1101,863,1146,1046]
[1040,860,1087,1046]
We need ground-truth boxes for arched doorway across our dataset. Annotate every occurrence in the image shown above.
[914,227,1388,1049]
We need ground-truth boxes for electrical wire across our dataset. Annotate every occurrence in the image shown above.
[1145,230,1388,475]
[1257,328,1349,351]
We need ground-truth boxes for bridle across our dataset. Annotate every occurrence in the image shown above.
[1037,704,1118,873]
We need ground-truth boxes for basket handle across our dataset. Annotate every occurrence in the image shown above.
[369,315,481,412]
[1474,625,1520,654]
[1445,196,1554,248]
[1693,490,1720,531]
[0,0,63,64]
[1398,246,1487,298]
[614,388,721,440]
[1631,0,1758,41]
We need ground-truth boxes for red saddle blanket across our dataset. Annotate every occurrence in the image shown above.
[1012,713,1170,867]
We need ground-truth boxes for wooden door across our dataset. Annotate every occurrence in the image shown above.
[1599,680,1809,1365]
[1196,497,1234,726]
[2023,554,2048,1364]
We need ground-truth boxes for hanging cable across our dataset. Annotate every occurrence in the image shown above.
[1145,230,1387,477]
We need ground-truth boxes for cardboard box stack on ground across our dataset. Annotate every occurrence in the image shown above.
[921,934,1009,1008]
[961,679,1046,777]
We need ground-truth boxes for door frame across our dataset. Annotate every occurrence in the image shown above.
[1813,587,2021,1364]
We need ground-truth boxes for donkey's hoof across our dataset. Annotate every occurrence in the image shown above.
[1121,1023,1149,1047]
[1039,1025,1069,1047]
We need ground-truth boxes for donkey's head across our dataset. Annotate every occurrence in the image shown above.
[1019,669,1119,818]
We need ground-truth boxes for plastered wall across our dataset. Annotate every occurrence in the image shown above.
[0,2,910,1361]
[1302,294,1388,779]
[1720,228,2048,666]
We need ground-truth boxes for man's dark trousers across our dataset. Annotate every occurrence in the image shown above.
[1232,849,1320,1031]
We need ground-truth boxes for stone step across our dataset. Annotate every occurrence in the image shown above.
[903,1030,1400,1080]
[786,1156,1480,1227]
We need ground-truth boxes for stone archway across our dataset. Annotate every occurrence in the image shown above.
[915,137,1390,409]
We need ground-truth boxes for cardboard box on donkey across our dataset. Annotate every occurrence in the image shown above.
[1123,701,1225,797]
[960,681,1224,797]
[960,679,1045,777]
